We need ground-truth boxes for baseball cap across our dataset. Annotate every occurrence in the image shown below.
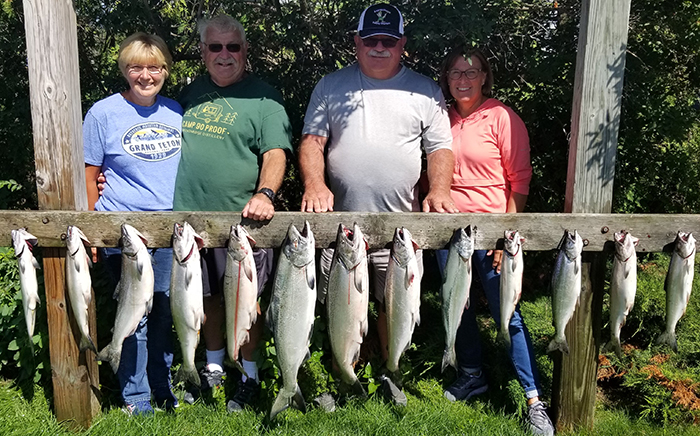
[357,4,404,39]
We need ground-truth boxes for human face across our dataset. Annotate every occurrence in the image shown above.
[448,55,486,117]
[124,62,165,106]
[354,34,406,80]
[202,28,247,87]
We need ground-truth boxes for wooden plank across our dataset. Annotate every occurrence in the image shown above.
[22,0,98,429]
[0,210,695,251]
[555,0,632,431]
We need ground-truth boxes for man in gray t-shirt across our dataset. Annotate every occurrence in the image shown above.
[298,3,457,405]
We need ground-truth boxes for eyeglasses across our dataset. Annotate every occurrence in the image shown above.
[448,69,482,80]
[127,65,162,76]
[361,37,399,48]
[204,42,242,53]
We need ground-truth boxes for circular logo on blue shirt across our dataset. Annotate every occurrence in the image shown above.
[122,122,181,161]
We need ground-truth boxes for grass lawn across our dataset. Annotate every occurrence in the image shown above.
[1,378,699,436]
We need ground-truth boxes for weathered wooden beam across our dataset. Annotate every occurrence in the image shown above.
[22,0,98,429]
[0,210,695,251]
[555,0,632,431]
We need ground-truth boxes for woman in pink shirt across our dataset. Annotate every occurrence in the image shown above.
[436,47,553,436]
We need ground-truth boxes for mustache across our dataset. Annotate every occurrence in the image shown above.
[367,49,391,58]
[215,58,237,65]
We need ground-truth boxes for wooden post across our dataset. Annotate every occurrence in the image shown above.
[554,0,631,431]
[22,0,99,429]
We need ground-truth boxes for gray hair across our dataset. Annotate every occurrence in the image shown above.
[197,14,246,44]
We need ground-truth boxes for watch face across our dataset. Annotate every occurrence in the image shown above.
[257,188,275,201]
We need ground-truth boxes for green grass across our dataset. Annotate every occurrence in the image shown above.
[0,378,698,436]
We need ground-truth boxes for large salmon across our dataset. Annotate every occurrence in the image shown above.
[65,225,96,352]
[500,230,524,350]
[605,231,638,358]
[11,228,41,347]
[327,223,369,396]
[267,222,316,420]
[548,230,583,354]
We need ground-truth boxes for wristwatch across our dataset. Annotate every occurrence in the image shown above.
[256,187,276,202]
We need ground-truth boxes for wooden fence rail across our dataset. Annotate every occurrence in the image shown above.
[0,211,698,252]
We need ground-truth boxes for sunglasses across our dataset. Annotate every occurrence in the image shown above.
[204,42,242,53]
[361,37,399,48]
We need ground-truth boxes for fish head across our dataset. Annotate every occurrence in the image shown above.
[561,230,583,260]
[283,221,315,267]
[451,226,474,261]
[391,227,419,266]
[66,225,90,256]
[121,224,148,257]
[614,231,638,261]
[228,224,255,261]
[11,228,37,257]
[335,223,368,269]
[503,230,523,256]
[172,222,202,263]
[675,232,696,259]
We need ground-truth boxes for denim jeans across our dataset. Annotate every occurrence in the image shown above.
[436,249,541,399]
[102,247,174,405]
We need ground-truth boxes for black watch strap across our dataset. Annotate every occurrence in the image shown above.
[256,187,275,202]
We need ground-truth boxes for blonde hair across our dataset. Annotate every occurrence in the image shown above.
[118,32,173,79]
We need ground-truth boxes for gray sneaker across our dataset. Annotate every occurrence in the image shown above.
[527,401,555,436]
[444,371,488,402]
[379,375,407,407]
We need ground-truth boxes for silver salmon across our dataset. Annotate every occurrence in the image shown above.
[605,231,638,358]
[11,229,41,347]
[385,227,421,374]
[65,225,96,352]
[500,230,524,350]
[224,224,258,377]
[170,222,204,387]
[97,224,154,373]
[326,223,369,396]
[548,230,583,354]
[657,231,696,352]
[441,226,474,372]
[267,222,316,420]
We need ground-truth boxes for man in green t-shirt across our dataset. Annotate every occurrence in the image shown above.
[173,14,293,412]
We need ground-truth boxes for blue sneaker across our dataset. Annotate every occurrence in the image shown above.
[444,371,488,402]
[125,399,154,416]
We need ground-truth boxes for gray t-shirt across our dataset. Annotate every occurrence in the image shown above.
[303,64,452,212]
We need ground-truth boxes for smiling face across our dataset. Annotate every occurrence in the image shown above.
[448,55,487,117]
[123,60,165,106]
[354,34,406,80]
[202,28,247,87]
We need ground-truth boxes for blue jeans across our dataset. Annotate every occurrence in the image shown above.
[102,247,174,405]
[436,249,541,399]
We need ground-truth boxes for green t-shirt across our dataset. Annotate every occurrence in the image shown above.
[173,74,292,211]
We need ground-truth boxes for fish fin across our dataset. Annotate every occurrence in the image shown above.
[174,367,201,389]
[293,385,306,413]
[270,390,292,420]
[603,338,623,359]
[96,345,121,373]
[265,305,274,334]
[79,335,97,353]
[19,259,25,274]
[32,256,41,270]
[498,328,512,350]
[547,336,570,354]
[87,255,93,269]
[355,260,369,294]
[656,330,678,352]
[112,281,121,300]
[231,359,248,378]
[305,264,316,290]
[137,256,145,275]
[146,296,153,314]
[574,261,579,276]
[351,379,367,398]
[441,347,456,373]
[404,264,416,290]
[186,267,194,287]
[74,258,81,273]
[511,258,517,273]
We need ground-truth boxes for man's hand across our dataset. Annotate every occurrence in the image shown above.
[97,172,106,196]
[422,191,459,213]
[301,184,334,212]
[242,194,275,221]
[487,249,503,273]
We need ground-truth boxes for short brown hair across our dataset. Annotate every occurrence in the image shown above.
[117,32,173,79]
[439,46,493,101]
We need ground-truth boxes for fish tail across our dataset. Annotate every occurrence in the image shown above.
[497,327,512,350]
[174,366,201,389]
[547,335,570,354]
[656,330,678,352]
[603,337,623,359]
[96,345,121,373]
[270,387,294,420]
[79,334,97,353]
[292,384,306,413]
[441,346,456,373]
[350,378,367,398]
[231,358,248,378]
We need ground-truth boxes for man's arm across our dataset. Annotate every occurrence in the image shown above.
[242,148,287,221]
[299,133,334,212]
[422,148,459,213]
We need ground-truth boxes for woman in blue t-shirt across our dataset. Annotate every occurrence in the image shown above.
[83,32,182,416]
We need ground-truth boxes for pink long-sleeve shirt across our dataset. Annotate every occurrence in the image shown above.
[449,98,532,213]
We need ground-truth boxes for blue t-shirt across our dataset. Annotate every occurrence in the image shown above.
[83,93,183,212]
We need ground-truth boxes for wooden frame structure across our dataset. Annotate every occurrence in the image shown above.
[12,0,632,431]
